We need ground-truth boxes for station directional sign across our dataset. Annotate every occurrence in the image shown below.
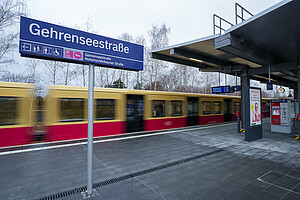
[212,86,231,94]
[233,85,241,92]
[19,16,144,71]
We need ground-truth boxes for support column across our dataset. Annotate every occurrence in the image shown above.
[298,65,300,105]
[297,63,300,136]
[240,66,249,128]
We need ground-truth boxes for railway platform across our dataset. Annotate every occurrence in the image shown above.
[0,119,300,200]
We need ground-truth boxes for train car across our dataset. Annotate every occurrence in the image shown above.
[45,86,255,142]
[0,83,271,146]
[0,82,35,147]
[44,86,125,141]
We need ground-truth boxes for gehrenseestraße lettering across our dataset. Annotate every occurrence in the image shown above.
[29,23,130,54]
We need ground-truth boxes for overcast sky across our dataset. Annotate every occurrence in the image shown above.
[27,0,282,46]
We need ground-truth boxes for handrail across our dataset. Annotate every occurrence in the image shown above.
[213,14,234,35]
[235,3,253,25]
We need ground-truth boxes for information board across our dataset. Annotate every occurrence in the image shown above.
[249,88,261,126]
[212,86,231,93]
[19,16,143,71]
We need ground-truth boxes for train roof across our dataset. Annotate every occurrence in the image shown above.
[48,85,266,99]
[0,81,34,89]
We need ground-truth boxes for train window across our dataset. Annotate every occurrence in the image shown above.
[60,98,84,122]
[213,101,221,114]
[96,99,115,120]
[234,102,240,113]
[153,100,165,117]
[202,101,211,115]
[171,101,182,116]
[0,97,18,125]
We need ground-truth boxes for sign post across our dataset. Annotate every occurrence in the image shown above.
[87,64,94,196]
[19,16,144,198]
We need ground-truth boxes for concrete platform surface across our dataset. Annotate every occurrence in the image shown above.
[0,119,299,200]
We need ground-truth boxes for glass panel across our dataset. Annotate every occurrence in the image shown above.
[262,102,268,112]
[60,98,84,121]
[234,102,240,113]
[188,101,198,116]
[202,101,211,115]
[213,101,221,114]
[152,100,165,117]
[171,101,182,116]
[137,100,144,115]
[96,99,115,120]
[127,99,135,120]
[0,97,18,125]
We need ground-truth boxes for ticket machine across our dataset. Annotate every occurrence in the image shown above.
[271,99,293,133]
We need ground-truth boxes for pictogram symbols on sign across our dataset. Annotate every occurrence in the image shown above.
[33,44,42,53]
[21,43,31,51]
[43,46,52,55]
[74,51,82,59]
[64,50,73,58]
[53,48,62,56]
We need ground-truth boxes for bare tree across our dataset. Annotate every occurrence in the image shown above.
[148,24,170,90]
[62,63,78,85]
[42,61,62,85]
[0,0,28,65]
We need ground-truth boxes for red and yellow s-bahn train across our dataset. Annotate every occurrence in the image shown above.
[0,81,270,148]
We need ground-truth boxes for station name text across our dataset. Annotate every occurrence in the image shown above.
[29,23,130,54]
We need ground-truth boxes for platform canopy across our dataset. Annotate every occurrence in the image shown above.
[151,0,300,88]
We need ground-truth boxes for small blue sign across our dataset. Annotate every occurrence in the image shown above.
[19,17,143,71]
[212,86,231,94]
[267,82,273,90]
[233,86,241,92]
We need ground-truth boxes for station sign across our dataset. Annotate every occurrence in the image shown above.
[19,17,143,71]
[267,82,273,90]
[232,85,241,92]
[211,86,231,94]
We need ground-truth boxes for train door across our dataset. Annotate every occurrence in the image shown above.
[187,97,198,126]
[126,95,144,132]
[224,99,232,121]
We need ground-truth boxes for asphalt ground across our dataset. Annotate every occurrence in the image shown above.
[0,119,300,200]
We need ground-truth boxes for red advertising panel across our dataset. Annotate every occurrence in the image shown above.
[271,102,280,125]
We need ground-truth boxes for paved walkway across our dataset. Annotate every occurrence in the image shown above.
[0,119,299,200]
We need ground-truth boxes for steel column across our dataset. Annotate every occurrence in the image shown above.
[241,66,249,128]
[297,64,300,136]
[87,64,94,196]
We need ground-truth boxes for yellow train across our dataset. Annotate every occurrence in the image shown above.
[0,82,270,147]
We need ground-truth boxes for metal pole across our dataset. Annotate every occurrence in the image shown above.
[137,71,139,90]
[219,72,221,86]
[235,72,237,86]
[268,64,271,83]
[213,14,215,35]
[87,63,94,196]
[237,115,240,133]
[235,3,238,25]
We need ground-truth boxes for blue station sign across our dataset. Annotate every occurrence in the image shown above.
[19,17,143,71]
[232,85,241,92]
[212,86,231,94]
